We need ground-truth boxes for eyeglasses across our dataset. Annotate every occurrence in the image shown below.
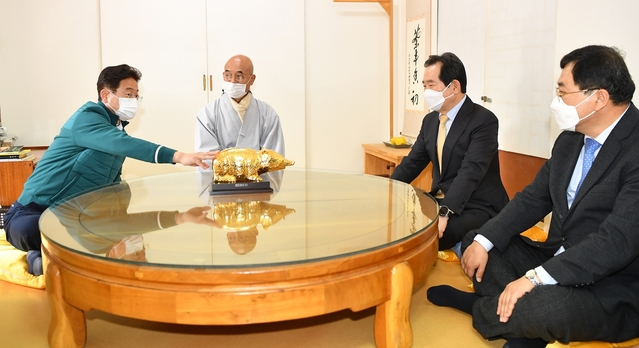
[123,93,143,103]
[110,90,143,102]
[223,73,252,83]
[555,87,597,98]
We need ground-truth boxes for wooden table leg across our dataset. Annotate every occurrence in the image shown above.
[46,261,87,348]
[374,261,414,348]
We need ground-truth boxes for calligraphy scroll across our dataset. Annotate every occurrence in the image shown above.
[404,15,427,113]
[400,14,428,138]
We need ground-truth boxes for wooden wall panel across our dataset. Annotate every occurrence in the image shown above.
[498,150,547,199]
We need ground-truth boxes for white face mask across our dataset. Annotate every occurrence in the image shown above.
[549,91,597,132]
[117,235,145,257]
[222,80,250,99]
[423,83,453,112]
[109,91,138,121]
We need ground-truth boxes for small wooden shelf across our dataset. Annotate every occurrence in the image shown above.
[0,148,46,206]
[362,143,432,191]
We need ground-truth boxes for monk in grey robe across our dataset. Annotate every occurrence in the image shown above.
[195,54,285,156]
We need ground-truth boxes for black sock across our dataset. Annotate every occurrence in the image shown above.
[426,285,480,314]
[503,337,548,348]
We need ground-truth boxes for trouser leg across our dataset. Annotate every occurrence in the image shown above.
[473,284,639,343]
[4,202,45,252]
[473,236,549,297]
[471,237,639,342]
[440,208,491,251]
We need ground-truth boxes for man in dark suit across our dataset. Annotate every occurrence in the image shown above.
[428,45,639,348]
[391,52,509,251]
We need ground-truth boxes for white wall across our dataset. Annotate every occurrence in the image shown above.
[437,0,557,159]
[437,0,639,159]
[551,0,639,144]
[4,0,637,177]
[0,0,101,147]
[484,0,557,158]
[0,0,390,177]
[98,0,307,179]
[436,0,486,106]
[305,1,389,172]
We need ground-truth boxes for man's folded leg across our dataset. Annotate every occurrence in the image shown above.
[426,285,479,315]
[472,285,637,344]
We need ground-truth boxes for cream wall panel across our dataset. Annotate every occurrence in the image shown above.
[551,0,639,150]
[484,0,556,158]
[7,1,639,181]
[438,0,639,159]
[436,0,487,117]
[0,0,101,146]
[1,1,393,177]
[206,0,306,169]
[101,0,306,178]
[437,0,556,159]
[99,0,210,179]
[305,1,389,172]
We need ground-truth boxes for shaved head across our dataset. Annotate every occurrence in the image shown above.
[225,54,254,76]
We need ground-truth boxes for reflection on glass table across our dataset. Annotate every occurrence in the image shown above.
[50,182,217,261]
[44,168,437,268]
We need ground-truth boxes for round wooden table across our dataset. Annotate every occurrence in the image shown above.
[40,168,439,348]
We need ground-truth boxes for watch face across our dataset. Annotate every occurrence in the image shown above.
[439,206,449,216]
[525,269,540,286]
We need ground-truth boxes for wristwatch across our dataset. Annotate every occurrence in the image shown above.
[438,205,454,218]
[525,269,543,287]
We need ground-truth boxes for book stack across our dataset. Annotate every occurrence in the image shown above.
[0,146,33,161]
[0,205,8,229]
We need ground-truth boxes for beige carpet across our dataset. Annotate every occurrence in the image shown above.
[0,258,503,348]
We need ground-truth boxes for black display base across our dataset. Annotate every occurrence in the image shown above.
[210,181,273,196]
[209,191,274,204]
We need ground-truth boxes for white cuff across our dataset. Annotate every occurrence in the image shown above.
[474,234,494,252]
[535,266,557,285]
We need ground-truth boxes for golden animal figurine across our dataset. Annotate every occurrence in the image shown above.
[213,148,295,183]
[212,201,296,230]
[214,201,295,255]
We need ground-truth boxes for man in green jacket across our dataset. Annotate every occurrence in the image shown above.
[3,64,217,276]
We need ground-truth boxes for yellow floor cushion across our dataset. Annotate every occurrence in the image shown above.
[437,249,460,262]
[0,230,45,289]
[437,225,548,263]
[521,225,549,242]
[547,339,639,348]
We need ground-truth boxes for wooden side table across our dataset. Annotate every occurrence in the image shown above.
[0,148,46,207]
[362,143,432,192]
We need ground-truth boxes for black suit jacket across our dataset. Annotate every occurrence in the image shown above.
[472,103,639,315]
[391,96,508,216]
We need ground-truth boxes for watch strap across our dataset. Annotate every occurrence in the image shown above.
[526,269,542,286]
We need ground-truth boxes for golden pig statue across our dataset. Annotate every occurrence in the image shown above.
[212,201,296,230]
[213,148,294,183]
[213,201,296,255]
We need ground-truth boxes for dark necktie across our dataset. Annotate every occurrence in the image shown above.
[576,138,601,194]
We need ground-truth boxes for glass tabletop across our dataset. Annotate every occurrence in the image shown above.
[40,168,437,269]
